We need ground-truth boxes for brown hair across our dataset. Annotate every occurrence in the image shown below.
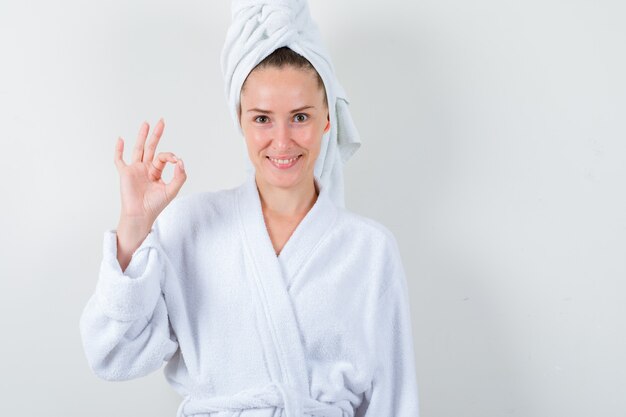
[240,46,328,110]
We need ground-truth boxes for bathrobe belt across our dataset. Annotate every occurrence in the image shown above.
[176,381,344,417]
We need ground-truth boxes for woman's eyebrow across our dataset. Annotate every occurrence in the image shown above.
[247,105,315,113]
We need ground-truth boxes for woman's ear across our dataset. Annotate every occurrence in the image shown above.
[324,112,330,133]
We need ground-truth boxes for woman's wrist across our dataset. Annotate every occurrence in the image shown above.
[116,216,153,271]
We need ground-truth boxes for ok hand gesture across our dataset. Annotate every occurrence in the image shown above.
[114,118,186,269]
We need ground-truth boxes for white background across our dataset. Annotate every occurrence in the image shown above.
[0,0,624,416]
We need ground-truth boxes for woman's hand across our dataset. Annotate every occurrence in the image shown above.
[114,118,186,270]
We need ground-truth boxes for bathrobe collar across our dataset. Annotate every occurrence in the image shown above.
[236,169,339,286]
[233,169,340,416]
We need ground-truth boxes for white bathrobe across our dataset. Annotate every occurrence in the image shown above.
[79,170,420,417]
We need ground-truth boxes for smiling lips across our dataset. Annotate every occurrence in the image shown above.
[267,154,303,169]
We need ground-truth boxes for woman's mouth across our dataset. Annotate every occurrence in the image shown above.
[266,154,303,169]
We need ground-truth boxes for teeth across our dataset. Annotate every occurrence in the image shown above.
[269,155,300,164]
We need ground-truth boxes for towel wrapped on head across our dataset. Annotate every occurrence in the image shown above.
[220,0,361,208]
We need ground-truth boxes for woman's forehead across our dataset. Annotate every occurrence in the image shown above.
[241,67,324,108]
[244,66,318,89]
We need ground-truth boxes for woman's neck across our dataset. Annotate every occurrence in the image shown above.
[255,174,319,218]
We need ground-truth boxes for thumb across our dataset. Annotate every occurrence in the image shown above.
[165,158,187,200]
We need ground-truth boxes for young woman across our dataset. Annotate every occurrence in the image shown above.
[79,4,420,417]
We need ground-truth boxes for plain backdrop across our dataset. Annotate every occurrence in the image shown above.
[0,0,624,416]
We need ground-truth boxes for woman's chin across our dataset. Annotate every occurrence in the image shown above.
[264,172,302,189]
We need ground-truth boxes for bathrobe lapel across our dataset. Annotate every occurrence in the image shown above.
[235,170,339,415]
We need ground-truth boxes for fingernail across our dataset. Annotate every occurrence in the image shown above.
[179,159,184,169]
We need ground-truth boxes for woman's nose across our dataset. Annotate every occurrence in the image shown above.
[272,121,292,146]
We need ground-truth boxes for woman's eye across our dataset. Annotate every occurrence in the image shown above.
[294,113,308,122]
[254,115,269,123]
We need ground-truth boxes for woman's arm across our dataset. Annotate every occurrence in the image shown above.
[356,238,421,416]
[78,226,179,381]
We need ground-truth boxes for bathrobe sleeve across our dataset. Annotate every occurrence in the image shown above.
[79,224,179,381]
[356,241,421,417]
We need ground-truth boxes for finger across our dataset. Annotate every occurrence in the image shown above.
[148,151,178,181]
[144,117,165,163]
[165,158,187,201]
[114,137,127,170]
[132,121,149,163]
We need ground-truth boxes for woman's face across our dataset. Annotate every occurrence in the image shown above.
[239,65,330,191]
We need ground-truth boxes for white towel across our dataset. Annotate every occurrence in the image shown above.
[220,0,361,208]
